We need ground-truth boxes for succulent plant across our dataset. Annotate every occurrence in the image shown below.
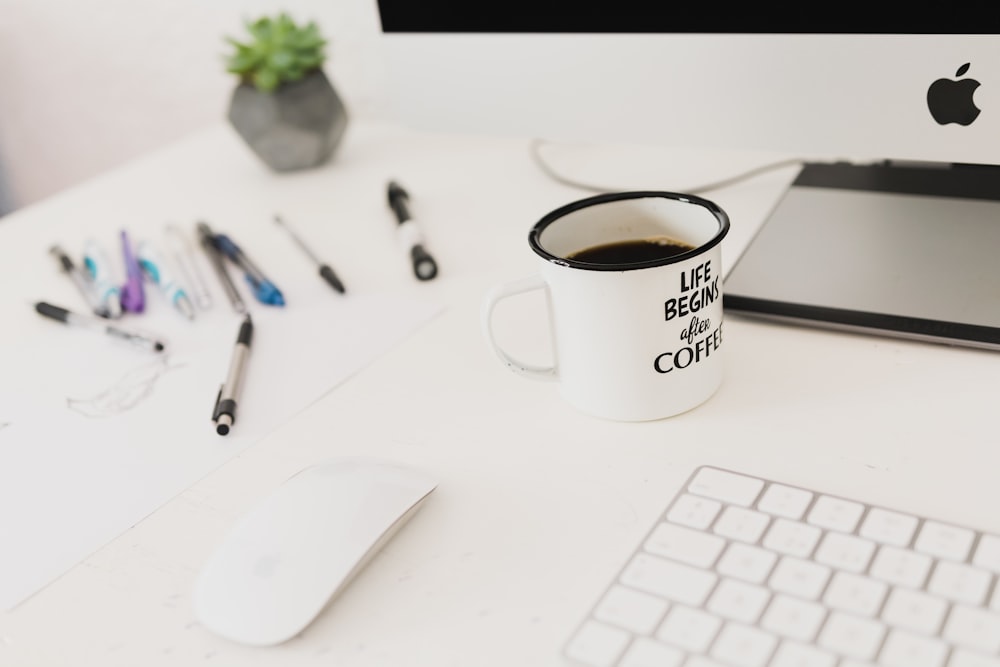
[225,13,327,93]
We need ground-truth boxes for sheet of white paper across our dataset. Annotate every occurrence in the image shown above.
[0,293,442,610]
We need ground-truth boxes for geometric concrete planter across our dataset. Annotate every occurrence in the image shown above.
[227,69,349,172]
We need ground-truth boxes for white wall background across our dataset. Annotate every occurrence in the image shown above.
[0,0,391,214]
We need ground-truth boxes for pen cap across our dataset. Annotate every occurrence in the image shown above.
[387,181,411,222]
[411,245,438,281]
[197,222,219,247]
[50,246,75,272]
[36,301,70,322]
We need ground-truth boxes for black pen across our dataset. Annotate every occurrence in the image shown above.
[34,301,166,352]
[387,180,438,281]
[212,314,253,436]
[274,214,346,294]
[197,221,247,314]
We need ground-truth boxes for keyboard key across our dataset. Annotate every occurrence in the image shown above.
[927,560,991,605]
[707,578,771,624]
[618,637,684,667]
[881,587,948,635]
[950,649,1000,667]
[972,533,1000,573]
[763,518,822,558]
[667,493,722,530]
[915,520,975,561]
[807,495,865,533]
[565,619,631,667]
[816,611,885,660]
[656,604,722,652]
[869,544,933,588]
[594,585,670,635]
[942,604,1000,653]
[682,658,728,667]
[620,553,717,606]
[716,542,778,584]
[644,522,726,568]
[878,628,948,667]
[688,467,764,507]
[822,571,887,617]
[769,640,837,667]
[813,532,876,573]
[769,556,831,600]
[709,623,777,667]
[757,483,813,520]
[713,506,770,543]
[859,507,918,547]
[760,594,827,642]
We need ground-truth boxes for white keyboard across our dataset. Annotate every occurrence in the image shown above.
[564,466,1000,667]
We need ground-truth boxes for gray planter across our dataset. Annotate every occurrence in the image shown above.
[227,70,349,172]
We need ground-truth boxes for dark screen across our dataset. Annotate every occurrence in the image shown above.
[376,2,981,34]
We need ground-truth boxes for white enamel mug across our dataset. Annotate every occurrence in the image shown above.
[482,191,730,421]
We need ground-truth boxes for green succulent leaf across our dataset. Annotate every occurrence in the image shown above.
[248,17,273,42]
[224,13,328,93]
[270,51,294,69]
[298,54,323,70]
[254,68,280,93]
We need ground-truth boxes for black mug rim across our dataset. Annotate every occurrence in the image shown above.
[528,191,731,271]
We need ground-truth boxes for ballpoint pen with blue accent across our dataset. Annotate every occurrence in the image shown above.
[83,239,123,319]
[137,240,196,320]
[165,223,213,310]
[49,244,111,318]
[212,232,285,306]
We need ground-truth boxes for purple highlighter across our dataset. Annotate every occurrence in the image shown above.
[120,229,145,313]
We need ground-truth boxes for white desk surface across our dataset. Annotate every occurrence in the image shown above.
[2,119,1000,666]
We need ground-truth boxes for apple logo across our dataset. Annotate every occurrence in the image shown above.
[927,63,982,126]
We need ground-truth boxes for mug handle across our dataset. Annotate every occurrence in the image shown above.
[481,274,557,381]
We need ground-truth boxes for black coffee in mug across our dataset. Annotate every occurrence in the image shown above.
[567,236,694,264]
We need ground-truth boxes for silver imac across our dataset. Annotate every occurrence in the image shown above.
[374,4,1000,349]
[374,5,998,164]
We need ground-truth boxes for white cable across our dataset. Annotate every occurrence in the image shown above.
[529,138,805,195]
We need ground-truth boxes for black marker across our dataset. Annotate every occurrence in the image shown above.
[212,314,253,436]
[387,180,438,281]
[34,301,166,352]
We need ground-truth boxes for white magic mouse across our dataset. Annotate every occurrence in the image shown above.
[192,457,437,646]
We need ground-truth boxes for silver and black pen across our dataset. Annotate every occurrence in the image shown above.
[197,221,247,314]
[34,301,166,352]
[212,314,253,436]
